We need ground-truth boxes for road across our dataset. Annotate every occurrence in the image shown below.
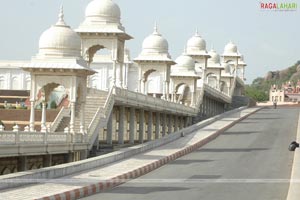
[82,107,298,200]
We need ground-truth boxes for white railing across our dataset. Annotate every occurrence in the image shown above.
[114,87,197,115]
[87,86,115,150]
[50,107,70,132]
[203,83,231,103]
[0,131,85,145]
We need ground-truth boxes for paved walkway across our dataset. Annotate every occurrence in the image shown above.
[0,107,260,200]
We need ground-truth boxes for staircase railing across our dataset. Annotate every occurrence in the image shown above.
[87,86,115,150]
[50,107,70,132]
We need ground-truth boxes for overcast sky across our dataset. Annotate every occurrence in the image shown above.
[0,0,299,84]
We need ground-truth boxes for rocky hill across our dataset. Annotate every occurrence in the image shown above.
[245,60,300,101]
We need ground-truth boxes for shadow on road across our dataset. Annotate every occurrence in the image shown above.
[222,131,261,135]
[169,159,214,165]
[105,186,189,194]
[197,148,269,153]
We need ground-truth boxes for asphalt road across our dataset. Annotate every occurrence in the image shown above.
[82,107,298,200]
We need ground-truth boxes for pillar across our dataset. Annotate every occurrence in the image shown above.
[29,101,35,131]
[70,102,75,133]
[147,111,153,141]
[118,106,125,144]
[162,113,167,136]
[41,102,47,132]
[106,111,113,145]
[80,102,85,134]
[139,109,145,143]
[119,62,123,88]
[168,115,172,134]
[179,116,183,129]
[174,116,178,132]
[166,81,170,101]
[43,154,52,167]
[113,60,117,86]
[155,112,160,139]
[129,107,136,144]
[17,156,27,172]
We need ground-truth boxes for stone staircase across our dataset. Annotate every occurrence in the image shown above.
[74,90,108,132]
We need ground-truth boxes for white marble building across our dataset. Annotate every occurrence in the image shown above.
[0,0,246,98]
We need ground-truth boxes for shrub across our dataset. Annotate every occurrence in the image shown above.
[50,101,57,109]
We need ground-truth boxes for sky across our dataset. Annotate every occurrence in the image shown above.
[0,0,300,84]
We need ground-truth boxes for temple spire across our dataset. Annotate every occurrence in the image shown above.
[56,5,67,26]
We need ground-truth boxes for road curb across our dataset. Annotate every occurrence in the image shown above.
[286,111,300,200]
[36,107,262,200]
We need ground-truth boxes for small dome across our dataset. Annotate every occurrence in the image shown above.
[39,7,81,57]
[208,49,220,64]
[174,55,195,71]
[142,25,169,54]
[85,0,121,23]
[186,30,206,52]
[224,41,238,55]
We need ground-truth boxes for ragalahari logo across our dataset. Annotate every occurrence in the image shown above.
[260,2,297,11]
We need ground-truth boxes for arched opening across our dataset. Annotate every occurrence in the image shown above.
[175,83,191,105]
[12,77,20,90]
[87,45,113,90]
[25,77,31,90]
[220,81,229,94]
[37,83,68,109]
[1,167,11,175]
[145,70,162,97]
[207,73,218,88]
[0,76,5,89]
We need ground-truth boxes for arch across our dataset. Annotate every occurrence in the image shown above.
[206,73,218,88]
[220,81,229,94]
[0,76,5,89]
[90,75,99,89]
[86,44,106,64]
[144,69,157,81]
[38,83,68,109]
[12,76,20,90]
[25,77,31,90]
[1,167,11,175]
[145,70,161,94]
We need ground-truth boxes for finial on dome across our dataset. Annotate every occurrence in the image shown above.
[153,22,159,34]
[56,5,66,26]
[195,28,200,36]
[183,46,187,54]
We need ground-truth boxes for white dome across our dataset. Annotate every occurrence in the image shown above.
[39,8,81,57]
[224,41,238,55]
[142,26,169,54]
[187,31,206,52]
[85,0,121,23]
[174,55,195,71]
[208,49,220,64]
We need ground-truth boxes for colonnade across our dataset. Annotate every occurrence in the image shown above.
[198,95,226,120]
[99,106,193,145]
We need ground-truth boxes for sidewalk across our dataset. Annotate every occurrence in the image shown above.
[0,107,261,200]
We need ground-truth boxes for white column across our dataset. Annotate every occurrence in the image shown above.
[168,115,172,134]
[106,112,113,145]
[119,62,123,88]
[174,116,178,132]
[162,113,167,136]
[80,102,85,134]
[129,107,136,144]
[112,60,117,87]
[70,102,75,134]
[166,81,170,101]
[147,111,153,141]
[118,106,125,144]
[162,81,166,100]
[41,102,47,132]
[190,92,195,107]
[155,112,160,139]
[29,101,35,131]
[139,109,144,143]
